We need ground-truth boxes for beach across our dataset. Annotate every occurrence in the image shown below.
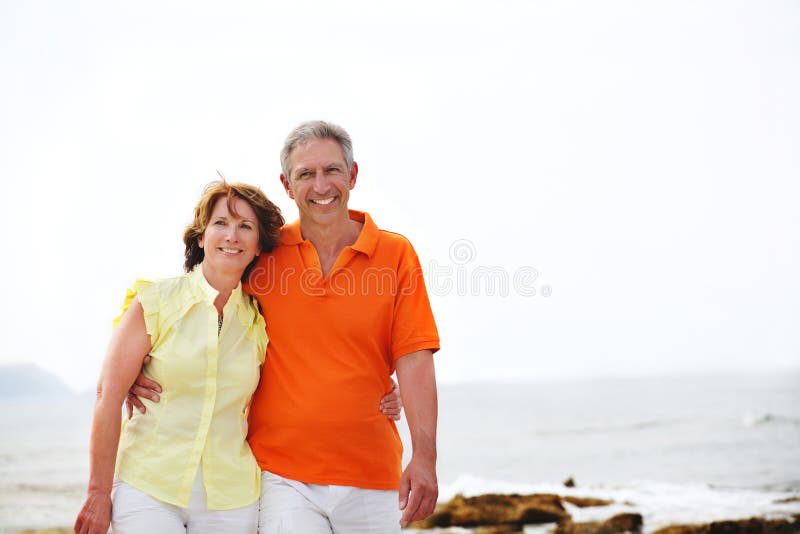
[2,371,798,533]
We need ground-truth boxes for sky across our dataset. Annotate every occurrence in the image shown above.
[1,1,798,392]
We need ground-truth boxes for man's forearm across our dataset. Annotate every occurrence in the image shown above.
[395,349,438,525]
[395,350,438,459]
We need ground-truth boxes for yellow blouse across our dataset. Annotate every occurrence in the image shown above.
[114,265,267,510]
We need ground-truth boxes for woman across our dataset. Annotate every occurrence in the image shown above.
[74,181,399,533]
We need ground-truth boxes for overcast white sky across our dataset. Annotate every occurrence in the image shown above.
[1,1,798,392]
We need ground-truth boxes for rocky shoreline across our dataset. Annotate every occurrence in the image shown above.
[16,514,800,534]
[407,492,800,534]
[13,493,800,534]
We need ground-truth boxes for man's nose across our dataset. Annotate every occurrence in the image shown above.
[313,170,330,193]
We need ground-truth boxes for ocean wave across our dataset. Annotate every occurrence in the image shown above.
[1,482,84,494]
[530,418,672,437]
[741,411,800,428]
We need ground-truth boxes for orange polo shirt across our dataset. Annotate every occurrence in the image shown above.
[244,211,439,489]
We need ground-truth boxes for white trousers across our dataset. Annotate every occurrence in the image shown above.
[258,471,401,533]
[111,466,258,533]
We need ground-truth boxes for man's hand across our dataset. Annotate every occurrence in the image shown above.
[379,379,403,421]
[395,350,438,526]
[398,453,438,527]
[124,355,162,419]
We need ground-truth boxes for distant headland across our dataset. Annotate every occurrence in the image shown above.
[0,363,75,399]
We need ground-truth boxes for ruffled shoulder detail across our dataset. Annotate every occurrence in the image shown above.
[239,295,268,364]
[114,279,161,346]
[148,274,206,343]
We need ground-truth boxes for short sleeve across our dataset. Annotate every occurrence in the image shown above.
[113,279,160,347]
[253,313,268,365]
[241,295,268,364]
[391,241,440,360]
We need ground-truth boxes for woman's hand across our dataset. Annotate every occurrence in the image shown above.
[379,379,403,421]
[74,490,111,534]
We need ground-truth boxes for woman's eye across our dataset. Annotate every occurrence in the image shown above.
[214,220,226,225]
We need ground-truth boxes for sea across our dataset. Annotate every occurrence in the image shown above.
[1,371,798,533]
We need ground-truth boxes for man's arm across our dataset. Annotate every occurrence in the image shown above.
[395,349,438,527]
[126,364,403,420]
[124,355,160,418]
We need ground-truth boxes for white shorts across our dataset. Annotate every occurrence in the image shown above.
[111,466,258,533]
[258,471,401,533]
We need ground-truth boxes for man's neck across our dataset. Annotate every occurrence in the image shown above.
[300,213,363,273]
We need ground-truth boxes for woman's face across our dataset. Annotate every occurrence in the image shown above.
[198,196,261,278]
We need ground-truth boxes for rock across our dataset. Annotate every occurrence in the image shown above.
[562,496,614,508]
[564,477,576,487]
[410,493,569,529]
[604,513,644,533]
[475,527,525,534]
[430,529,525,534]
[652,515,800,534]
[554,513,643,534]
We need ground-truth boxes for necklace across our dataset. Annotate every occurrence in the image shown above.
[217,314,223,336]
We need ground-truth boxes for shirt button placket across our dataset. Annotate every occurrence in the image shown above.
[186,305,220,502]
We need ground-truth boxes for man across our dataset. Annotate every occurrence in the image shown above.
[133,121,440,532]
[250,120,439,532]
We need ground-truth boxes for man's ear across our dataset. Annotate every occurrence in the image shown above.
[280,174,294,199]
[349,161,359,190]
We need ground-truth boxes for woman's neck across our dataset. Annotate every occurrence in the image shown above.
[200,261,240,314]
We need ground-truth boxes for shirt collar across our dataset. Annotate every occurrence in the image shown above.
[349,211,378,257]
[281,210,379,258]
[188,264,243,306]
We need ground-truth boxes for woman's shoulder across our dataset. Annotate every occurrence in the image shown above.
[115,274,184,329]
[238,292,265,322]
[140,271,195,295]
[125,272,197,312]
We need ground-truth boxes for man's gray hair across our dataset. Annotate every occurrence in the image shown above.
[280,120,354,179]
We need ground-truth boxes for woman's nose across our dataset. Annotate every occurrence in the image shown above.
[225,225,239,241]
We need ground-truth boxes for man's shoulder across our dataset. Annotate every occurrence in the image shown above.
[375,227,414,249]
[358,212,418,262]
[370,227,422,270]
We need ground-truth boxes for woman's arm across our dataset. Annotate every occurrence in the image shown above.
[74,298,152,534]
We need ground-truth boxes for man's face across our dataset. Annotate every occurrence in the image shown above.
[281,137,357,226]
